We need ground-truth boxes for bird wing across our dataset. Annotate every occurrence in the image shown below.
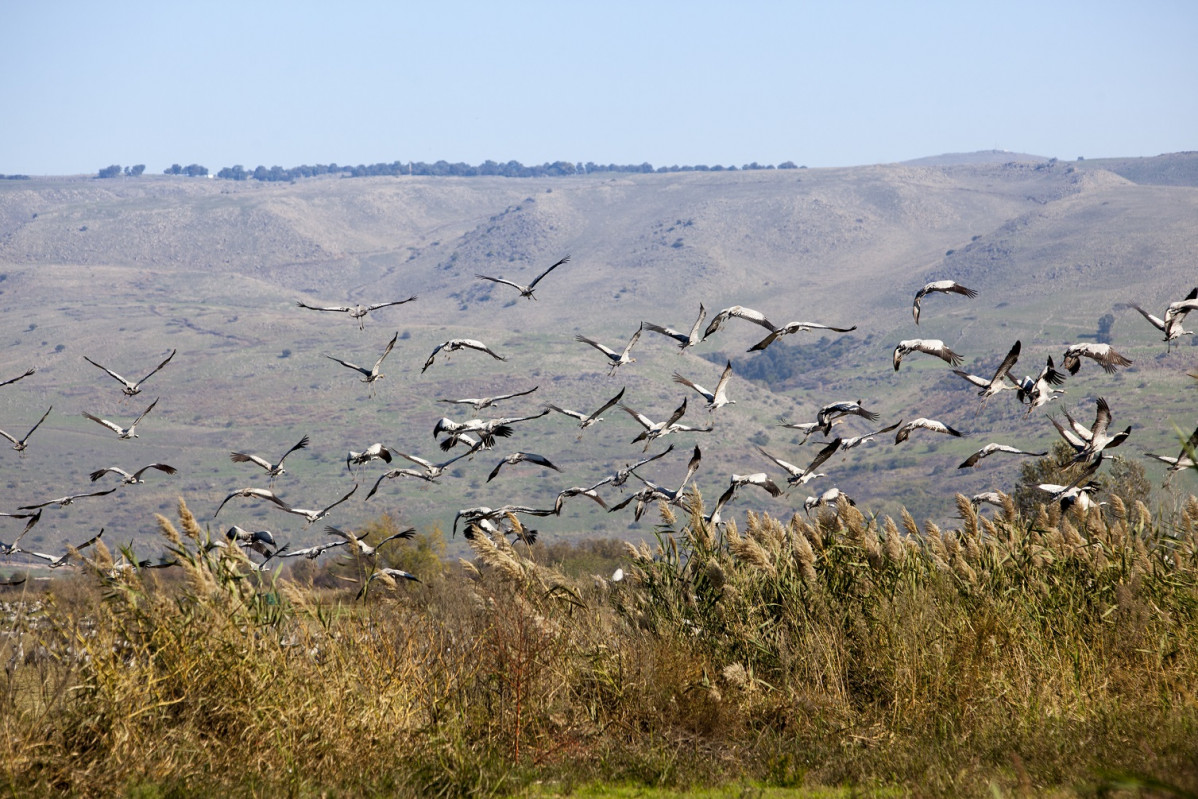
[0,368,35,388]
[1090,397,1112,440]
[712,361,734,401]
[662,397,689,429]
[492,386,539,402]
[131,463,178,480]
[952,370,990,389]
[326,354,368,375]
[756,445,803,478]
[803,438,842,477]
[543,403,587,421]
[642,321,687,344]
[921,341,963,366]
[748,329,784,352]
[672,372,712,401]
[575,335,618,358]
[620,404,656,431]
[522,452,561,471]
[297,301,350,313]
[527,255,570,289]
[372,332,399,371]
[461,339,504,360]
[585,388,626,425]
[365,297,417,312]
[277,434,311,466]
[687,303,707,345]
[130,398,159,427]
[82,412,124,435]
[476,274,526,292]
[1131,304,1167,332]
[619,325,643,359]
[83,356,133,387]
[135,349,176,386]
[991,341,1021,381]
[319,484,359,515]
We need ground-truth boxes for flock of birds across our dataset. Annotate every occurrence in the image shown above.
[2,253,1198,593]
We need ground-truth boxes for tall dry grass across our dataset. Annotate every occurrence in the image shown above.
[2,493,1198,797]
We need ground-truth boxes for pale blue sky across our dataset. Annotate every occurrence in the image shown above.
[3,1,1195,175]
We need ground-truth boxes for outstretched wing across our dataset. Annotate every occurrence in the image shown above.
[527,255,570,289]
[136,349,176,386]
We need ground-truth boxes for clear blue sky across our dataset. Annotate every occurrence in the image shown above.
[3,1,1195,175]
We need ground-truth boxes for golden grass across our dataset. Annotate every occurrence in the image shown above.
[2,493,1198,797]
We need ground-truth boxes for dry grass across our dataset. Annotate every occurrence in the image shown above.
[3,494,1198,797]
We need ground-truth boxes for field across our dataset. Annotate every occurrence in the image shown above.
[1,492,1197,796]
[1,154,1197,794]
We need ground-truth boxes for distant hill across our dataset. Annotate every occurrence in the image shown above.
[900,150,1050,167]
[1,153,1196,565]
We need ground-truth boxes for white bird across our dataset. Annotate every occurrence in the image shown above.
[622,397,713,451]
[1128,288,1198,351]
[17,529,104,568]
[816,400,880,431]
[642,303,706,351]
[1035,481,1102,513]
[0,406,52,454]
[475,255,569,300]
[951,340,1022,401]
[230,435,309,483]
[612,446,702,519]
[422,338,506,373]
[756,438,841,488]
[214,487,289,518]
[588,444,675,490]
[486,452,562,482]
[838,420,903,454]
[970,490,1010,510]
[748,321,857,352]
[438,385,538,411]
[271,485,359,525]
[277,540,349,560]
[296,297,416,329]
[0,367,35,388]
[346,443,392,472]
[82,398,158,439]
[702,305,777,341]
[325,523,415,558]
[1070,397,1131,464]
[225,526,279,557]
[19,488,116,510]
[777,418,844,444]
[575,325,642,375]
[709,471,783,523]
[325,332,398,383]
[433,410,548,451]
[957,443,1047,469]
[89,463,178,484]
[894,418,963,444]
[553,486,610,514]
[1011,356,1067,415]
[1144,425,1198,479]
[365,466,438,500]
[672,360,735,410]
[543,387,625,431]
[358,567,421,599]
[83,349,175,396]
[390,443,481,480]
[1061,343,1132,375]
[803,487,855,516]
[913,280,977,325]
[893,339,963,371]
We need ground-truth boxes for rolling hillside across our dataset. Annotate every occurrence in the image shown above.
[2,152,1197,563]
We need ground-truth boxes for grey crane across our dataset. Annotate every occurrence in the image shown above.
[1069,397,1131,465]
[756,438,841,488]
[1144,424,1198,480]
[296,296,416,329]
[803,487,855,516]
[325,523,415,558]
[475,255,569,300]
[642,303,706,351]
[838,420,903,455]
[230,435,309,484]
[575,325,642,375]
[346,443,392,472]
[89,463,177,484]
[951,340,1021,402]
[325,332,398,384]
[702,305,777,341]
[438,385,538,411]
[422,338,506,373]
[1061,343,1132,375]
[1127,288,1198,351]
[543,387,625,431]
[357,567,421,599]
[83,349,175,396]
[486,452,562,482]
[672,360,735,410]
[748,321,857,352]
[17,529,104,568]
[1012,356,1067,415]
[277,540,350,560]
[0,406,52,454]
[81,397,158,439]
[19,487,116,510]
[214,487,289,518]
[894,418,963,444]
[913,280,977,325]
[225,526,279,557]
[957,443,1047,469]
[622,397,713,451]
[893,339,963,371]
[270,485,359,525]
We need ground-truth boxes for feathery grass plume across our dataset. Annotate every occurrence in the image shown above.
[1060,516,1087,548]
[956,494,979,539]
[658,498,677,526]
[1136,500,1153,531]
[177,497,204,542]
[960,525,982,565]
[881,516,905,564]
[623,540,647,564]
[703,559,727,590]
[1108,493,1128,522]
[459,558,482,578]
[1034,504,1052,533]
[980,514,999,540]
[728,524,774,574]
[155,512,181,545]
[950,549,979,587]
[787,521,817,582]
[638,540,654,562]
[1000,490,1017,523]
[901,507,921,539]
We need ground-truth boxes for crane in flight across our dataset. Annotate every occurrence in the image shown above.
[296,297,416,329]
[475,255,570,300]
[83,349,175,396]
